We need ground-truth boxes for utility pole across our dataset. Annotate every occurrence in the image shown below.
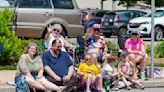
[150,0,155,78]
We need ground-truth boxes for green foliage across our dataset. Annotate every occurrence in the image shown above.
[146,42,164,58]
[146,0,164,7]
[106,41,118,51]
[0,65,16,70]
[0,8,22,65]
[154,42,164,58]
[117,0,138,6]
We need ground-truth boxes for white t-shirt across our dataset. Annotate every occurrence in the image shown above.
[46,34,66,52]
[118,61,131,75]
[102,63,115,78]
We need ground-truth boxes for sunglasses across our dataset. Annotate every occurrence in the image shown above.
[85,58,91,61]
[94,29,100,32]
[53,29,60,32]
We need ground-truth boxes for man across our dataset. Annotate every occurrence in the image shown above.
[124,31,148,81]
[42,39,78,92]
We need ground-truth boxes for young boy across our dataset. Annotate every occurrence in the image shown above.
[102,55,120,91]
[118,51,144,90]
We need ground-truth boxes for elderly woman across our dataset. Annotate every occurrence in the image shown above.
[124,32,148,81]
[15,43,66,92]
[45,24,75,51]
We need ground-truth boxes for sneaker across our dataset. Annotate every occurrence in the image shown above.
[57,86,67,92]
[7,79,16,86]
[85,90,91,92]
[126,86,131,90]
[111,86,119,91]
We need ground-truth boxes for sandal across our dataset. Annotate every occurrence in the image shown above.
[57,86,67,92]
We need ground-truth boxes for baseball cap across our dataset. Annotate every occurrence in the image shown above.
[131,31,139,35]
[91,24,101,29]
[52,24,63,33]
[120,51,128,57]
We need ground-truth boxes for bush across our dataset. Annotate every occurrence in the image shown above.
[106,41,118,56]
[146,42,164,58]
[0,8,22,65]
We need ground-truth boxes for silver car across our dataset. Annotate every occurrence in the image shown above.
[12,0,84,38]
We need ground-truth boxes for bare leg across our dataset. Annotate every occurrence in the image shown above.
[120,76,129,87]
[94,74,103,91]
[86,74,92,91]
[25,76,45,90]
[38,77,64,91]
[140,54,148,72]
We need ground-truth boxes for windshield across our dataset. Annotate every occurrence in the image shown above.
[146,10,164,17]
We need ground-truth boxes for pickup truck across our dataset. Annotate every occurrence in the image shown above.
[1,0,84,38]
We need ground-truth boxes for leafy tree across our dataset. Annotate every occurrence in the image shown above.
[117,0,138,9]
[146,0,164,7]
[0,8,22,65]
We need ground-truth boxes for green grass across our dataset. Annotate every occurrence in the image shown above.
[0,65,16,70]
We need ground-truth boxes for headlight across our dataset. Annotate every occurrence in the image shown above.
[141,22,150,24]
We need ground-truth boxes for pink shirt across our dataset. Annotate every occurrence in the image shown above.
[124,38,144,51]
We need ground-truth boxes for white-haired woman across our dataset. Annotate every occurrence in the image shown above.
[45,24,75,51]
[15,43,66,92]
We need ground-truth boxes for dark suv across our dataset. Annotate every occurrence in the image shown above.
[82,8,109,30]
[101,10,147,37]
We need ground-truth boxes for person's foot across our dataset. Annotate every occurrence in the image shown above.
[57,86,67,92]
[111,85,119,91]
[126,85,131,90]
[85,90,91,92]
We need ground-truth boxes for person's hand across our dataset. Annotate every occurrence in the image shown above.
[47,24,53,33]
[53,75,62,81]
[63,75,71,82]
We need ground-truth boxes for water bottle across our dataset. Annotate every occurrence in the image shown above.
[105,78,110,92]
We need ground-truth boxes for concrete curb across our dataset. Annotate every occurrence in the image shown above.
[143,78,164,88]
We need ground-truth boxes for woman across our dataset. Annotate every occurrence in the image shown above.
[15,43,66,92]
[124,32,148,81]
[84,24,108,63]
[45,24,75,51]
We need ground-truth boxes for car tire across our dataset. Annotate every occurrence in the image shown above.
[104,33,111,38]
[155,26,163,41]
[118,27,127,38]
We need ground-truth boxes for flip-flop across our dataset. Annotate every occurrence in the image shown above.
[57,86,67,92]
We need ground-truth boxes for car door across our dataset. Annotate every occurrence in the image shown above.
[16,0,53,38]
[51,0,83,37]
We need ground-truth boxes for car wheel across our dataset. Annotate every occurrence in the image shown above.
[155,26,163,41]
[104,33,111,38]
[118,27,127,38]
[60,29,67,38]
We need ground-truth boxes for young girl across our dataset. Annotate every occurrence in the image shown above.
[77,54,103,92]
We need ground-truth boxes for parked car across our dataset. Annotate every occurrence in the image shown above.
[101,10,147,37]
[11,0,83,38]
[82,8,109,30]
[128,9,164,41]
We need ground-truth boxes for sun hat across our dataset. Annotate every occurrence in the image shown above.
[53,24,63,33]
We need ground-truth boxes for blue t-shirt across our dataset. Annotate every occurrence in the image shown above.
[42,50,73,77]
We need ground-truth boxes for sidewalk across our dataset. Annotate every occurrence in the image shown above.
[1,70,164,92]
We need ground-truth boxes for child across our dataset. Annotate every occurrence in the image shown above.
[77,54,103,92]
[118,51,144,90]
[102,55,120,91]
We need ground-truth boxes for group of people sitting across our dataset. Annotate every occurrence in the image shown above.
[15,23,148,92]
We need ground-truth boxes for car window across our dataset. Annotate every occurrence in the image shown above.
[119,12,130,20]
[103,13,116,19]
[19,0,51,8]
[95,11,106,17]
[52,0,74,9]
[146,10,164,17]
